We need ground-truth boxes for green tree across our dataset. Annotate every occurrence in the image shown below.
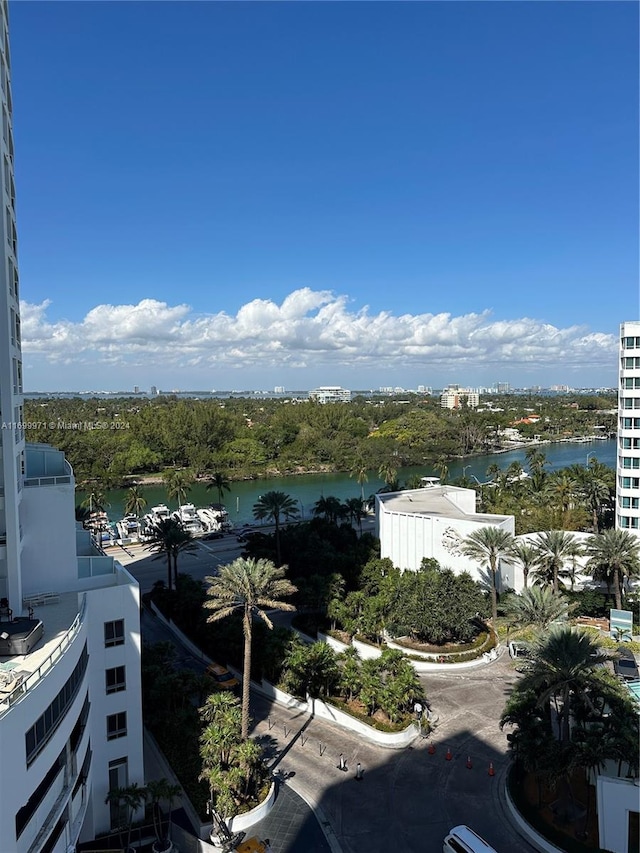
[505,586,570,631]
[461,526,515,625]
[104,783,146,853]
[252,491,299,565]
[532,530,583,594]
[206,471,231,506]
[350,460,369,501]
[144,518,196,590]
[123,485,147,517]
[163,468,195,508]
[585,528,640,610]
[510,541,543,588]
[145,779,182,852]
[204,557,297,738]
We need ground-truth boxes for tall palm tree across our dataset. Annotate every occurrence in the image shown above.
[206,471,231,507]
[510,541,543,588]
[163,469,194,509]
[461,526,515,625]
[532,530,583,594]
[585,528,640,610]
[123,485,147,518]
[252,491,299,565]
[144,517,196,590]
[204,557,297,738]
[543,471,581,529]
[350,460,369,502]
[518,626,610,744]
[378,459,399,490]
[343,497,365,533]
[312,495,345,524]
[505,586,570,631]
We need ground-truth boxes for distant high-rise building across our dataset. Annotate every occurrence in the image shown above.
[440,385,479,410]
[496,382,510,394]
[617,321,640,538]
[133,385,139,394]
[150,385,157,395]
[274,386,285,394]
[0,8,143,849]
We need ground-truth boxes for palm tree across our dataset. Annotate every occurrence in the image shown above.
[252,491,299,565]
[203,557,297,738]
[461,526,515,625]
[343,497,365,533]
[585,528,640,610]
[144,517,196,590]
[312,495,345,524]
[518,626,610,744]
[510,541,543,588]
[532,530,583,594]
[505,586,570,631]
[350,460,369,501]
[378,460,398,490]
[163,469,194,509]
[104,783,146,853]
[206,472,231,507]
[81,488,108,513]
[145,778,182,852]
[124,485,147,518]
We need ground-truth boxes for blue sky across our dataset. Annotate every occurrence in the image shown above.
[10,1,639,392]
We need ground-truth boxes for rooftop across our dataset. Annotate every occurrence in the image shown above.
[377,486,510,525]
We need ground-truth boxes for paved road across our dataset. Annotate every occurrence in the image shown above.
[248,655,538,853]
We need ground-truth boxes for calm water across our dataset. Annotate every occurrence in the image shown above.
[93,439,615,528]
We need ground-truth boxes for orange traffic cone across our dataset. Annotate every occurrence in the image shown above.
[428,742,436,755]
[466,756,473,769]
[445,747,452,761]
[488,762,495,777]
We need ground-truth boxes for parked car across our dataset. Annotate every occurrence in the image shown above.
[614,645,639,682]
[205,662,240,691]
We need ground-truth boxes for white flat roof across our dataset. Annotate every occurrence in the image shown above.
[377,486,511,524]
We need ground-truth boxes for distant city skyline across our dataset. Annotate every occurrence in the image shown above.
[11,2,639,391]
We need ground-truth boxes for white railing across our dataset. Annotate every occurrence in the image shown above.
[23,475,72,487]
[0,594,86,720]
[17,764,66,853]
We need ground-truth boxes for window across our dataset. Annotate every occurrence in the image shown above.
[624,378,640,390]
[621,457,640,470]
[620,477,640,490]
[623,336,640,349]
[621,497,640,510]
[108,757,128,827]
[623,357,640,369]
[107,712,127,741]
[621,417,640,430]
[104,619,124,647]
[25,645,88,765]
[623,398,640,410]
[105,666,126,694]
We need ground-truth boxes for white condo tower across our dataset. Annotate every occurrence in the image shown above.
[617,321,640,538]
[0,4,144,852]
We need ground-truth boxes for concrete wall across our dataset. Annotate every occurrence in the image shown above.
[596,774,640,853]
[20,480,78,594]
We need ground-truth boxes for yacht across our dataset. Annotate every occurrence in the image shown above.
[206,503,234,532]
[172,503,205,535]
[139,504,172,541]
[116,513,140,542]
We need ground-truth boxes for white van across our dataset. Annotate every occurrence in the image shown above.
[443,825,498,853]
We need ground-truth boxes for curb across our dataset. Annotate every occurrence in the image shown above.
[282,775,344,853]
[502,768,569,853]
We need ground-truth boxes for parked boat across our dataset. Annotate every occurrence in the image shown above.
[172,503,205,535]
[116,514,141,542]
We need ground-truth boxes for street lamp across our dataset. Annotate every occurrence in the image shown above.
[586,451,596,468]
[462,465,471,481]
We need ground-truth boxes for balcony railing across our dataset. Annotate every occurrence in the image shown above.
[0,594,86,720]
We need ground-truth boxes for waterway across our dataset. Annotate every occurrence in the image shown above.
[93,438,615,529]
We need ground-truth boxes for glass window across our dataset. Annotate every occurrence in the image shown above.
[104,619,124,647]
[106,712,127,741]
[105,666,126,694]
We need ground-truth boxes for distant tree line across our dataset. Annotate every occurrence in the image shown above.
[24,392,616,486]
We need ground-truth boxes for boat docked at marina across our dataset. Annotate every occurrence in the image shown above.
[172,503,205,535]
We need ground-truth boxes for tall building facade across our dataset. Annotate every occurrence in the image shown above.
[617,321,640,537]
[0,6,144,852]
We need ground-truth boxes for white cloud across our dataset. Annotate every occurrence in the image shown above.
[19,289,617,383]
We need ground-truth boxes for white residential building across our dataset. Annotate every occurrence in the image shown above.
[617,321,640,538]
[440,385,479,410]
[308,386,351,403]
[0,6,144,851]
